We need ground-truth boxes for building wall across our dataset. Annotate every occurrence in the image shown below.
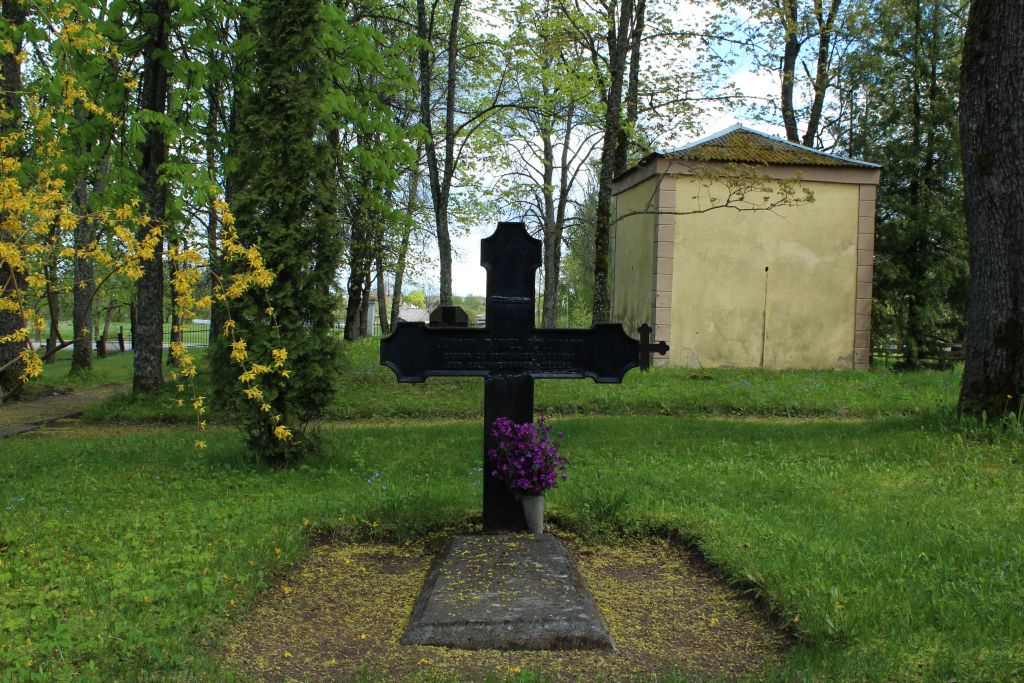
[611,177,658,336]
[670,177,860,369]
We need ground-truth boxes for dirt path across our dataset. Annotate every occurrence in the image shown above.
[0,384,129,438]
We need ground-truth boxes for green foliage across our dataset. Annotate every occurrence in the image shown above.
[559,186,597,326]
[216,0,345,463]
[403,289,427,308]
[842,0,969,369]
[452,293,484,321]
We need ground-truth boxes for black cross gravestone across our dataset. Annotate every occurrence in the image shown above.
[381,222,668,531]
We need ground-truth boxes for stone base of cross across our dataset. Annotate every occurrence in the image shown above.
[381,222,668,531]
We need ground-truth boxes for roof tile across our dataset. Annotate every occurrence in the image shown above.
[662,126,877,168]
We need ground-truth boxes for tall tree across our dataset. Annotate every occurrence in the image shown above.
[342,135,381,341]
[390,148,423,331]
[724,0,854,148]
[957,0,1024,417]
[133,0,172,393]
[194,0,242,348]
[71,172,97,373]
[498,3,602,328]
[585,0,646,323]
[845,0,968,369]
[333,2,417,340]
[558,0,732,322]
[225,0,344,462]
[417,0,459,306]
[0,0,26,398]
[786,0,842,146]
[416,0,510,305]
[224,0,412,461]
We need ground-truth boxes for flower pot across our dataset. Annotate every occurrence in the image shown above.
[521,494,544,536]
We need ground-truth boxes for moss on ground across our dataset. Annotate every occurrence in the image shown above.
[221,534,788,681]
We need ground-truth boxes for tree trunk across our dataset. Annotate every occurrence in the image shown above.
[417,0,462,306]
[957,0,1024,417]
[591,0,637,323]
[780,0,801,143]
[167,249,181,366]
[70,152,108,374]
[375,254,389,336]
[541,128,559,328]
[98,300,116,359]
[617,0,646,170]
[344,267,364,340]
[71,183,95,375]
[359,273,371,337]
[801,0,842,148]
[390,227,411,330]
[43,258,61,365]
[0,0,26,399]
[391,154,420,331]
[435,210,453,306]
[133,0,171,393]
[551,102,574,328]
[206,84,223,346]
[344,205,372,340]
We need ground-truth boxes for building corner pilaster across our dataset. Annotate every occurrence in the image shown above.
[854,184,877,370]
[651,176,676,367]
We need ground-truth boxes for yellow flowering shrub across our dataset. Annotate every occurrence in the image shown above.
[1,4,299,456]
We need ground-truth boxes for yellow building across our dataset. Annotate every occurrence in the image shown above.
[612,125,881,370]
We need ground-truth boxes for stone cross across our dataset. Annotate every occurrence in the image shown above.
[381,222,667,531]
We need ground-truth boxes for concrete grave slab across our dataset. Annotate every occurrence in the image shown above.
[402,533,616,651]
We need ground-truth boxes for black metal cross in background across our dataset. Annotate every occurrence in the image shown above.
[381,222,668,531]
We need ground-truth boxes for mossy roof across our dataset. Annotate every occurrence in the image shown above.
[651,124,880,169]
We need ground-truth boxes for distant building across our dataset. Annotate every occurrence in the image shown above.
[397,304,430,324]
[612,124,880,370]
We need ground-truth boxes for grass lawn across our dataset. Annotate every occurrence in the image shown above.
[2,340,1022,681]
[31,350,135,391]
[84,339,962,424]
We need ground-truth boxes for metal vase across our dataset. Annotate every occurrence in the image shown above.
[520,494,544,536]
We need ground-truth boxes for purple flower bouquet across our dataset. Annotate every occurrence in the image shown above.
[488,416,569,496]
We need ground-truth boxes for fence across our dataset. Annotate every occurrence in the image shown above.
[120,324,213,350]
[871,342,963,369]
[165,325,212,349]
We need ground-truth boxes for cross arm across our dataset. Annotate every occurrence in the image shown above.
[638,323,670,370]
[380,323,489,383]
[380,322,648,383]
